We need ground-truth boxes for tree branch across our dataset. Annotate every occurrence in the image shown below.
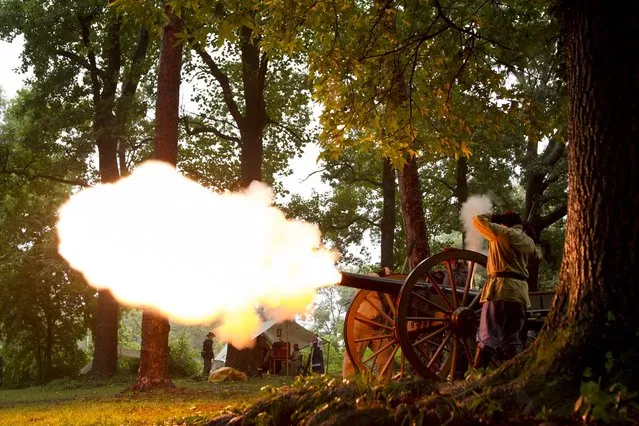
[329,215,380,231]
[433,0,513,51]
[195,45,244,126]
[539,203,567,229]
[541,138,566,167]
[121,27,150,98]
[55,49,103,77]
[182,117,241,143]
[78,13,102,105]
[1,169,90,187]
[268,119,308,144]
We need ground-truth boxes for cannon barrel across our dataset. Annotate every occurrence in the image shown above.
[338,271,404,296]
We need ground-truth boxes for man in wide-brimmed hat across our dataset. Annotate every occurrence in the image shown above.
[201,331,216,377]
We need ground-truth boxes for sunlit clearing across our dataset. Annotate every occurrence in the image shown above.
[57,161,341,348]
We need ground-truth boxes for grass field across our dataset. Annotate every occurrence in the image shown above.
[0,374,291,425]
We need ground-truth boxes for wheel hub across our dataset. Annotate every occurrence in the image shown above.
[450,307,477,337]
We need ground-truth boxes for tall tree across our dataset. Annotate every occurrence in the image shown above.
[178,1,313,192]
[0,0,155,376]
[0,178,94,384]
[132,6,183,392]
[467,0,638,411]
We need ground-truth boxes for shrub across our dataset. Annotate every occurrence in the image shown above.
[169,334,200,377]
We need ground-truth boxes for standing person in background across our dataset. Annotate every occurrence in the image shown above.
[201,331,215,377]
[310,337,325,374]
[472,211,541,369]
[290,343,302,375]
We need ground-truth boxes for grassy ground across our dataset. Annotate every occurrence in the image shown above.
[0,374,290,425]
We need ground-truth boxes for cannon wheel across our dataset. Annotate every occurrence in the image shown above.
[396,249,487,381]
[344,274,407,380]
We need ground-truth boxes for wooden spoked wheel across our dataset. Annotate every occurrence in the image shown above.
[396,249,487,381]
[343,274,408,380]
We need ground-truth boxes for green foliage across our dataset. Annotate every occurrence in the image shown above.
[468,390,502,415]
[574,380,638,424]
[0,0,158,183]
[0,177,94,385]
[169,333,201,378]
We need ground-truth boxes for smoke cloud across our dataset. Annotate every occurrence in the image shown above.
[57,161,341,348]
[460,195,493,253]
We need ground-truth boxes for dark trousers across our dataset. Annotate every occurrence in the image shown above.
[203,358,212,377]
[477,300,526,356]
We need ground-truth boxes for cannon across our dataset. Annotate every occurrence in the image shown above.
[338,249,553,381]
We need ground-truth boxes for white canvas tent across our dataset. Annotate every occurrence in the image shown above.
[213,319,315,370]
[80,346,141,375]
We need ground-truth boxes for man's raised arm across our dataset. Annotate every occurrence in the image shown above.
[472,213,505,241]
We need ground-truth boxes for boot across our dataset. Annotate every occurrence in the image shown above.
[473,346,495,370]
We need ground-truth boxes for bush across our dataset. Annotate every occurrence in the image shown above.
[169,334,200,377]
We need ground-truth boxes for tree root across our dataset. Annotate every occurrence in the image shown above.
[129,377,175,393]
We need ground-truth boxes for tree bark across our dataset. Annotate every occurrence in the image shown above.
[491,0,639,397]
[380,158,396,269]
[545,0,638,351]
[135,310,172,390]
[152,15,182,166]
[238,25,267,188]
[91,141,121,377]
[132,6,183,391]
[399,157,430,269]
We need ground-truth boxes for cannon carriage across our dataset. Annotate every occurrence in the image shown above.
[339,249,553,381]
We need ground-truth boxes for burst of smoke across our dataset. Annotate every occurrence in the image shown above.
[57,161,341,348]
[460,195,493,253]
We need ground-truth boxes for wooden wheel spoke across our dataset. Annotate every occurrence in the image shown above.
[363,295,394,325]
[426,333,452,368]
[354,314,394,331]
[461,338,474,365]
[408,324,447,337]
[379,344,400,377]
[412,326,448,348]
[354,334,394,343]
[426,273,455,310]
[384,293,397,316]
[449,338,459,381]
[405,316,449,322]
[362,339,395,364]
[445,261,459,307]
[400,350,405,375]
[410,290,448,313]
[461,261,476,306]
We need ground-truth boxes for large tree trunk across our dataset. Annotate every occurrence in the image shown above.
[380,158,396,269]
[238,25,267,189]
[91,133,121,377]
[132,7,183,391]
[487,0,639,401]
[399,157,430,269]
[89,14,125,378]
[542,0,638,371]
